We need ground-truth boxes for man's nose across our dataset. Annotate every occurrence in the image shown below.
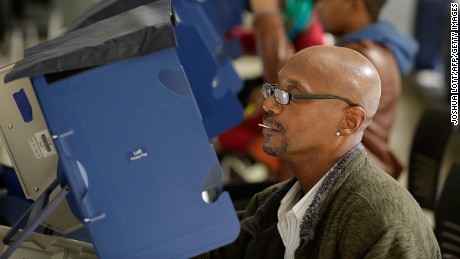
[262,95,281,114]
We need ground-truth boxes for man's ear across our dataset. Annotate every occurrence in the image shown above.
[338,106,366,135]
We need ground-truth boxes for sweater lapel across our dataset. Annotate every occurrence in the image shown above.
[299,144,365,238]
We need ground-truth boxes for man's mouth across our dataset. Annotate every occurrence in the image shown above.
[262,114,284,133]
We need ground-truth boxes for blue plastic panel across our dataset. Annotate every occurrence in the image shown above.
[174,24,243,138]
[31,48,239,258]
[180,0,244,38]
[173,0,242,61]
[12,89,33,123]
[172,0,244,138]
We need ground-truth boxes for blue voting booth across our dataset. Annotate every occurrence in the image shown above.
[173,0,244,138]
[44,0,246,139]
[1,1,240,258]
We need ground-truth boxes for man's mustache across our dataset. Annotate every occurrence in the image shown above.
[263,113,285,133]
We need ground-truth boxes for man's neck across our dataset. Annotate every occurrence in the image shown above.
[283,153,343,194]
[283,145,354,193]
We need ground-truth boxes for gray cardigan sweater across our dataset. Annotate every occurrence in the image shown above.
[198,144,441,258]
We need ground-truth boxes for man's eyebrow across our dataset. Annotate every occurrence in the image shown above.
[285,79,302,91]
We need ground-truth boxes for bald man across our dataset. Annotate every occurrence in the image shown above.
[196,46,440,258]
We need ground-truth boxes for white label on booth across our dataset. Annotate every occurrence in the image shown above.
[35,129,56,158]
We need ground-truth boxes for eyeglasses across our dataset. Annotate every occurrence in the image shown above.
[262,83,357,106]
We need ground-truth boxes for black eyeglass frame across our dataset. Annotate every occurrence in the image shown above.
[262,83,358,106]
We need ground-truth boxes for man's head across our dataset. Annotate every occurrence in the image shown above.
[315,0,387,36]
[261,46,380,162]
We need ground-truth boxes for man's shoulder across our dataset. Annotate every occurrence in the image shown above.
[253,180,292,203]
[238,179,293,217]
[327,164,440,258]
[338,162,426,226]
[342,161,412,204]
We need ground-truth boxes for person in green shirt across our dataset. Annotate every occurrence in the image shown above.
[196,45,440,258]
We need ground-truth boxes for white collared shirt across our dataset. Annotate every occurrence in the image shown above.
[277,176,327,259]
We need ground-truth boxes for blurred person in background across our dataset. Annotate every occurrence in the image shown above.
[218,0,324,181]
